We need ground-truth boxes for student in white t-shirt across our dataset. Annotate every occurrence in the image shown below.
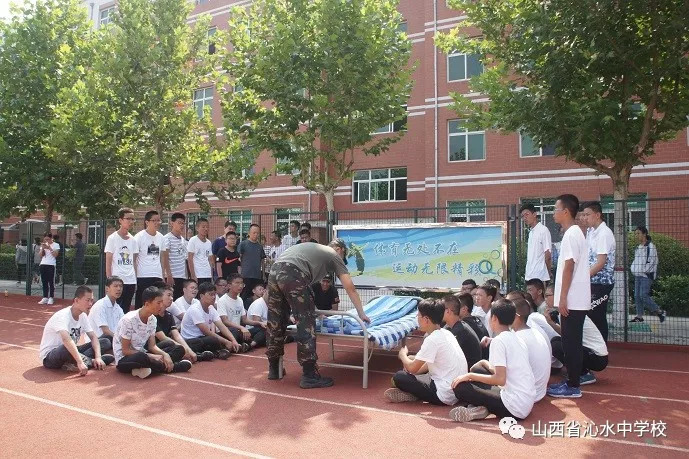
[217,274,266,350]
[520,203,553,283]
[134,210,167,310]
[40,286,114,375]
[551,316,608,386]
[113,287,191,379]
[180,282,240,359]
[526,278,548,315]
[385,299,468,405]
[168,279,200,326]
[548,194,591,399]
[246,289,269,349]
[104,207,139,313]
[473,284,497,347]
[162,212,188,300]
[450,299,536,422]
[88,276,124,343]
[187,218,214,286]
[512,298,551,402]
[37,232,61,305]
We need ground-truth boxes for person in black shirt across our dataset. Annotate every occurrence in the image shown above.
[311,275,340,310]
[215,232,241,280]
[442,295,482,369]
[455,292,490,360]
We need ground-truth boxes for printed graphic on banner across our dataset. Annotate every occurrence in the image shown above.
[334,223,506,289]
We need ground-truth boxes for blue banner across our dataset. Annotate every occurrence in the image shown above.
[334,224,506,289]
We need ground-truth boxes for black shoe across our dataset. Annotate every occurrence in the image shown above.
[300,367,334,389]
[658,310,667,323]
[102,354,115,366]
[268,358,286,380]
[173,360,192,373]
[214,349,231,360]
[630,316,644,323]
[285,336,295,344]
[197,351,215,362]
[241,342,251,353]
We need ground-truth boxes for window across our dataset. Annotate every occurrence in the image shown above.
[228,210,252,238]
[185,212,209,237]
[520,197,560,242]
[241,166,254,179]
[601,194,647,232]
[449,119,485,161]
[352,168,407,203]
[275,208,302,235]
[207,27,217,55]
[448,53,483,82]
[99,7,115,27]
[87,221,102,245]
[448,200,486,222]
[519,133,556,157]
[398,21,408,34]
[373,106,407,134]
[193,87,214,119]
[276,142,302,176]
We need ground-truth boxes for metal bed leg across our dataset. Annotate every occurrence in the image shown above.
[363,335,369,389]
[278,355,284,379]
[330,338,335,361]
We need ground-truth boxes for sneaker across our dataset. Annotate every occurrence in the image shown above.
[300,368,334,389]
[658,310,666,323]
[61,363,79,372]
[548,380,567,390]
[131,368,152,379]
[173,360,192,373]
[47,298,54,305]
[579,372,597,386]
[38,298,48,304]
[241,342,251,353]
[449,405,489,422]
[629,316,644,323]
[384,388,419,403]
[101,354,115,366]
[196,351,215,362]
[214,349,231,360]
[547,383,582,398]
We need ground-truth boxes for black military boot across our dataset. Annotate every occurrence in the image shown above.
[268,357,285,380]
[300,363,334,389]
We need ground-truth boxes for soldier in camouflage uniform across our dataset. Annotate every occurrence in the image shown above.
[266,239,370,388]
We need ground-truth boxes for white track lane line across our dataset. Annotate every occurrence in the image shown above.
[0,318,45,328]
[0,305,57,314]
[0,387,271,458]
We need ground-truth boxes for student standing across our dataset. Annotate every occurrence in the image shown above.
[215,231,241,280]
[134,211,166,309]
[238,224,267,303]
[521,204,553,284]
[187,218,214,286]
[73,232,85,285]
[104,208,139,313]
[630,226,666,323]
[212,221,237,259]
[162,213,188,300]
[38,233,60,305]
[281,220,300,248]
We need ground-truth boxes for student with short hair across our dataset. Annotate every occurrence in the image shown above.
[485,279,502,300]
[547,194,591,398]
[246,288,269,349]
[180,282,240,359]
[456,293,490,360]
[40,286,114,375]
[187,218,214,286]
[134,210,167,309]
[162,212,188,300]
[511,298,551,401]
[215,231,241,280]
[311,275,340,310]
[88,276,125,343]
[104,208,139,313]
[526,278,547,314]
[385,299,468,405]
[244,282,266,310]
[114,287,192,378]
[37,233,60,305]
[282,220,300,248]
[520,203,553,284]
[168,279,200,326]
[214,277,229,305]
[216,274,265,350]
[239,224,267,303]
[450,299,536,422]
[212,221,237,258]
[460,279,477,294]
[473,284,497,336]
[442,295,482,369]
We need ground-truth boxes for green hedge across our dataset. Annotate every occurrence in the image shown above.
[0,253,102,284]
[651,275,689,317]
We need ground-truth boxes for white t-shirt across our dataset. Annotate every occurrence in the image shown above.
[483,309,493,337]
[414,328,468,406]
[526,313,562,368]
[247,297,268,327]
[168,296,200,326]
[489,330,536,420]
[163,232,188,278]
[88,296,124,338]
[39,306,93,361]
[282,234,298,248]
[113,311,157,363]
[525,222,552,281]
[187,236,213,278]
[583,316,608,356]
[587,222,616,285]
[134,230,166,278]
[216,294,246,326]
[516,328,551,402]
[181,303,221,340]
[554,225,591,311]
[39,242,61,266]
[471,305,486,320]
[104,231,139,284]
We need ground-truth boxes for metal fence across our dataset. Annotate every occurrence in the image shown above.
[1,197,687,345]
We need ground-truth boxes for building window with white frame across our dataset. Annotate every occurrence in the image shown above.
[193,87,214,119]
[275,208,302,235]
[519,132,556,157]
[448,53,483,82]
[228,210,252,238]
[520,197,560,242]
[449,119,485,161]
[448,200,486,222]
[99,6,115,27]
[352,168,407,203]
[601,193,647,232]
[207,27,217,55]
[373,106,408,134]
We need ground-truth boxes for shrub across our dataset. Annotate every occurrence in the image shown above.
[627,232,689,279]
[652,275,689,317]
[0,244,16,254]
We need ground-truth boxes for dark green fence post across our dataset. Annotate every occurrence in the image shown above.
[25,223,33,296]
[622,200,629,343]
[413,209,419,223]
[99,220,106,299]
[508,204,517,291]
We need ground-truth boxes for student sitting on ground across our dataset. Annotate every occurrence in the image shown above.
[88,276,124,344]
[526,279,548,314]
[472,284,497,337]
[246,288,269,349]
[243,282,266,310]
[550,315,608,386]
[168,279,200,326]
[216,274,264,351]
[214,277,228,306]
[385,299,468,405]
[114,287,192,378]
[180,282,240,359]
[39,286,114,375]
[442,295,482,369]
[455,293,490,360]
[485,279,503,301]
[511,298,551,402]
[460,279,477,294]
[153,283,213,363]
[450,299,536,423]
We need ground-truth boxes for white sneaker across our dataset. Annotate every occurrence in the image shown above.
[38,298,48,304]
[384,388,419,403]
[131,368,152,379]
[449,405,490,422]
[47,298,54,305]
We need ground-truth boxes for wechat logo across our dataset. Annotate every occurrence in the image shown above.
[499,417,526,440]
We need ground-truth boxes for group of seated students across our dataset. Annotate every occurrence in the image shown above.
[39,274,271,379]
[385,279,608,423]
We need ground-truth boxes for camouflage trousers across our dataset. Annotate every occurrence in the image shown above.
[265,262,317,366]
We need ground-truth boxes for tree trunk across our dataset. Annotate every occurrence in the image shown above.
[323,188,335,213]
[44,202,54,226]
[610,169,631,337]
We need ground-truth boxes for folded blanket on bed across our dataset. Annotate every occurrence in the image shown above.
[362,311,419,350]
[321,295,420,334]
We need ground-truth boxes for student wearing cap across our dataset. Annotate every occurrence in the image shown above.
[311,275,340,311]
[265,239,369,389]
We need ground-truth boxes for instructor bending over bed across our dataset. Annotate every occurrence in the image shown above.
[266,239,370,388]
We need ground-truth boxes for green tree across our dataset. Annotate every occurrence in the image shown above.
[0,0,102,223]
[221,0,413,211]
[437,0,689,328]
